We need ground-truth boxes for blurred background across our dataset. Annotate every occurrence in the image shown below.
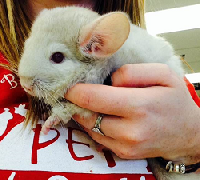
[145,0,200,95]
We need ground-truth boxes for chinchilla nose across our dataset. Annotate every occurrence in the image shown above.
[20,76,35,96]
[23,84,33,93]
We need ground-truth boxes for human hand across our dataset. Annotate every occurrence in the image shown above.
[65,63,200,165]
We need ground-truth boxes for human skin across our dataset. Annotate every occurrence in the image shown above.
[65,64,200,165]
[27,0,200,165]
[26,0,96,20]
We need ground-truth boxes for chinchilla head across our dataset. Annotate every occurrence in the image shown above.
[18,6,130,105]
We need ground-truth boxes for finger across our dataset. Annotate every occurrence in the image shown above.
[65,84,142,117]
[73,114,142,142]
[87,129,162,159]
[112,63,179,87]
[86,129,141,159]
[66,83,168,117]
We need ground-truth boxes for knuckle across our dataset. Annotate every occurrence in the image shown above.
[115,64,132,84]
[159,64,180,86]
[121,131,137,142]
[116,153,129,159]
[122,127,146,143]
[120,65,131,80]
[161,64,173,77]
[120,64,130,73]
[115,148,130,158]
[114,146,137,159]
[117,120,148,143]
[131,106,148,118]
[126,133,143,143]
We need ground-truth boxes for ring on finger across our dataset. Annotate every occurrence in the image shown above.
[92,114,105,136]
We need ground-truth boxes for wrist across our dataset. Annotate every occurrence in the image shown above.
[157,157,200,174]
[186,107,200,165]
[161,107,200,173]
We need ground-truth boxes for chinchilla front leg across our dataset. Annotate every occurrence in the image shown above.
[41,101,93,134]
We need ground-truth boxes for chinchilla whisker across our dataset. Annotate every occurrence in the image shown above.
[43,83,64,97]
[37,85,55,101]
[36,82,66,107]
[38,81,55,92]
[46,92,64,109]
[35,84,57,106]
[42,83,56,92]
[40,82,63,100]
[43,90,49,102]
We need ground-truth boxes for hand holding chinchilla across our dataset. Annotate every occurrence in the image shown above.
[18,6,183,134]
[18,6,200,180]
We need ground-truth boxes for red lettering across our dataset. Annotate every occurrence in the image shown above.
[32,124,60,164]
[103,149,116,168]
[0,109,24,142]
[66,127,94,161]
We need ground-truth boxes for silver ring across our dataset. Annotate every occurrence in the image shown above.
[92,114,105,136]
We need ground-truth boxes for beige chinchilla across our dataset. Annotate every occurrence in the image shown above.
[17,6,196,180]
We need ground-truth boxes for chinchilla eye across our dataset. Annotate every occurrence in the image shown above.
[51,52,65,64]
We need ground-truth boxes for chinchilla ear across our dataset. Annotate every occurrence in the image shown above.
[79,12,130,58]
